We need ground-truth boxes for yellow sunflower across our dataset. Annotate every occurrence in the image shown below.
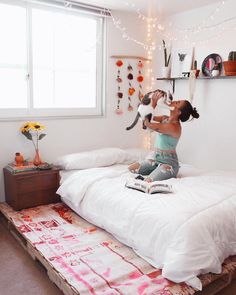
[20,122,32,133]
[30,122,45,132]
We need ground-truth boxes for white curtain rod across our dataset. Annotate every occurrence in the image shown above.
[22,0,111,16]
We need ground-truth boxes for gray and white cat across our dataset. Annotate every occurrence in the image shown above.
[126,89,173,131]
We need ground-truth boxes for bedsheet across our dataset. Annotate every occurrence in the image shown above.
[57,165,236,290]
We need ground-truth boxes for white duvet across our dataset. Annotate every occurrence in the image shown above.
[57,165,236,290]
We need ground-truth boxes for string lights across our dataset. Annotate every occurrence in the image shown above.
[120,0,227,34]
[144,16,155,150]
[144,18,156,92]
[108,0,235,48]
[62,0,233,47]
[109,10,156,51]
[169,0,226,33]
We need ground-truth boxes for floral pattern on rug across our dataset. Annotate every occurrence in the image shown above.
[0,202,235,295]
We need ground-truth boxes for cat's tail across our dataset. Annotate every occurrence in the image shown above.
[126,113,140,130]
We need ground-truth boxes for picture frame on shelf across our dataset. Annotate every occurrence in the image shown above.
[171,47,193,78]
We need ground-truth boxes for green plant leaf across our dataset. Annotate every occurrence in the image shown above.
[22,131,32,140]
[167,53,171,67]
[39,133,46,140]
[162,40,168,66]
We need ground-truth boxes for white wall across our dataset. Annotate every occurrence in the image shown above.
[2,3,236,202]
[152,0,236,170]
[0,11,148,202]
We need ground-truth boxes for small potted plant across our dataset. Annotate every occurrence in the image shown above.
[161,40,171,78]
[223,51,236,76]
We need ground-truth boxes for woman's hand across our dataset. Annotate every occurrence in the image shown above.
[151,90,165,108]
[161,115,169,122]
[152,90,164,101]
[144,118,151,128]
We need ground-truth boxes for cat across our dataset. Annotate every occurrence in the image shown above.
[126,89,172,131]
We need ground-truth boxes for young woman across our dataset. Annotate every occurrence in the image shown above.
[128,97,200,182]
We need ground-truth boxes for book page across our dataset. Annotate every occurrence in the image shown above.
[125,179,149,193]
[149,183,173,194]
[126,179,173,194]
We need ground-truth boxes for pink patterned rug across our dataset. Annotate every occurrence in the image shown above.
[0,202,235,295]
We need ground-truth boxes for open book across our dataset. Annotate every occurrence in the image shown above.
[125,178,173,194]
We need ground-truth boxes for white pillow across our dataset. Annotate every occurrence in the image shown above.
[55,148,134,170]
[177,163,205,177]
[124,148,151,162]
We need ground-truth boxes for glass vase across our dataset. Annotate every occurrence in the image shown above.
[33,149,42,166]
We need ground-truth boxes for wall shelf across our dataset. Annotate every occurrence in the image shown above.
[110,55,151,61]
[156,75,236,93]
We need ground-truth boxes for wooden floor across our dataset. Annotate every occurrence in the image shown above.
[0,220,63,295]
[0,217,236,295]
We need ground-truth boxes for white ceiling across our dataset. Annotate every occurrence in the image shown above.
[75,0,221,16]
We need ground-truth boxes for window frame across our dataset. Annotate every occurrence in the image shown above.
[0,0,106,121]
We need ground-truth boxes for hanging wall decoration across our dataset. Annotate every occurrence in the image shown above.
[127,64,135,111]
[137,60,144,101]
[112,55,149,115]
[115,60,124,115]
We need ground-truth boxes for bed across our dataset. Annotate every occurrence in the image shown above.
[56,148,236,291]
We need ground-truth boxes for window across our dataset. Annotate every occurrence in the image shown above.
[0,0,106,119]
[0,3,27,109]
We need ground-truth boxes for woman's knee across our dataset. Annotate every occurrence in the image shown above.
[149,163,178,181]
[128,162,140,173]
[159,164,174,174]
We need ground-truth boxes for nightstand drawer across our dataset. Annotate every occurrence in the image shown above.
[17,189,60,210]
[16,173,58,193]
[4,167,60,210]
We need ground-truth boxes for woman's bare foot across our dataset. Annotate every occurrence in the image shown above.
[128,162,140,173]
[145,177,153,183]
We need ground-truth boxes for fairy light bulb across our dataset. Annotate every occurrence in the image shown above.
[143,132,151,149]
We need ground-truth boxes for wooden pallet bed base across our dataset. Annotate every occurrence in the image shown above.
[0,211,78,295]
[195,273,235,295]
[0,203,236,295]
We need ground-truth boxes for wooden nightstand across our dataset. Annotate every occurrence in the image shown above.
[3,167,61,211]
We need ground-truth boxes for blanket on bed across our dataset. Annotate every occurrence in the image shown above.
[1,202,236,295]
[57,165,236,290]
